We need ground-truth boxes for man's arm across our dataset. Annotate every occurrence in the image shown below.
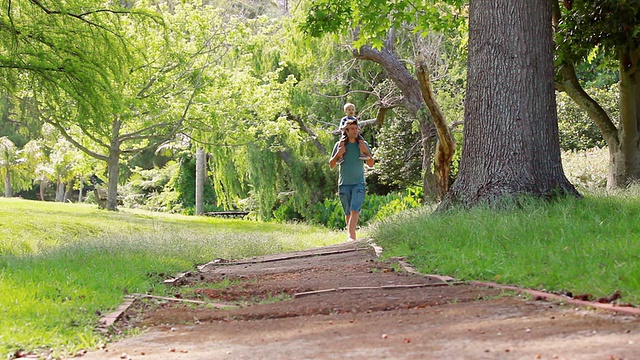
[329,143,345,168]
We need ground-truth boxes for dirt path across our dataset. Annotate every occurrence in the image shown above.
[84,241,639,360]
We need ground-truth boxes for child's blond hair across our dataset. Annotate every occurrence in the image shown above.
[343,103,355,112]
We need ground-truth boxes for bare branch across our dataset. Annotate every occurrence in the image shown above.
[29,0,128,37]
[45,120,109,161]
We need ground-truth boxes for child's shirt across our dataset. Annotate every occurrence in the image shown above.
[339,116,359,130]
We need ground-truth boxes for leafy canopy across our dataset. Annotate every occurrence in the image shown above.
[556,0,640,64]
[303,0,465,48]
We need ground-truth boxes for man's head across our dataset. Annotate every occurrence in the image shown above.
[343,103,356,117]
[342,119,360,141]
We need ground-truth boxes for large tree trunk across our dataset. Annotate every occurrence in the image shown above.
[55,177,65,202]
[64,178,74,203]
[195,148,205,215]
[105,120,122,211]
[106,152,120,211]
[610,49,640,187]
[441,0,579,209]
[39,178,47,201]
[4,170,10,197]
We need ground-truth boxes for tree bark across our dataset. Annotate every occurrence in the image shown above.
[4,171,10,197]
[39,178,47,201]
[106,152,120,210]
[106,119,122,211]
[441,0,579,209]
[611,49,640,187]
[55,177,65,202]
[415,58,456,198]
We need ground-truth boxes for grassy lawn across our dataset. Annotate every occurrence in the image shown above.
[0,198,345,357]
[372,193,640,305]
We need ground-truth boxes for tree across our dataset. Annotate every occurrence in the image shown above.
[0,1,163,209]
[303,1,463,200]
[441,0,579,207]
[0,136,28,197]
[23,3,228,210]
[187,4,342,219]
[21,138,51,201]
[305,0,579,207]
[554,0,640,188]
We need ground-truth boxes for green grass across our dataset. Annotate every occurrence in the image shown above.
[0,198,344,357]
[371,193,640,304]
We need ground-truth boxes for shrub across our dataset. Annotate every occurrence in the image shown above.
[557,86,618,151]
[297,186,424,229]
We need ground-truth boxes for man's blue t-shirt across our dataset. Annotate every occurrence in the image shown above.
[332,141,371,186]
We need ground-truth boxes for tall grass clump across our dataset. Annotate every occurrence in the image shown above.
[371,194,640,304]
[0,198,343,357]
[561,147,609,191]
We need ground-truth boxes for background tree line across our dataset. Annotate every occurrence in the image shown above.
[0,0,635,222]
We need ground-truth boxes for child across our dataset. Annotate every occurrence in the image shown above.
[337,103,369,164]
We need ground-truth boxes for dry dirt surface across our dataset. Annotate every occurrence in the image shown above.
[83,241,640,360]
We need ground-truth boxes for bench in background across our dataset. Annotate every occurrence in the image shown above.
[203,211,249,218]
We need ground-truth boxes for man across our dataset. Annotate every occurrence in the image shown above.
[329,119,375,242]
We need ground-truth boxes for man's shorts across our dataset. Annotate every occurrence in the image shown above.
[339,183,366,214]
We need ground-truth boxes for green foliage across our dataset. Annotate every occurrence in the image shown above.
[0,93,43,148]
[557,86,618,151]
[556,0,640,64]
[0,1,162,128]
[248,147,281,219]
[283,186,424,229]
[373,187,423,221]
[303,0,466,48]
[171,154,217,210]
[286,156,337,218]
[272,196,302,222]
[372,194,640,306]
[301,0,352,37]
[370,108,423,190]
[121,155,219,214]
[308,196,345,229]
[121,161,179,211]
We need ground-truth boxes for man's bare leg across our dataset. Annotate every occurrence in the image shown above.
[348,210,359,240]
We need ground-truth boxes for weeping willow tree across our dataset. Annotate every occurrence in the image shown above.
[171,0,368,220]
[0,1,164,209]
[247,147,281,218]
